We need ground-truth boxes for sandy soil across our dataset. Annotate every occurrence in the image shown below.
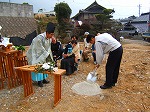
[0,39,150,112]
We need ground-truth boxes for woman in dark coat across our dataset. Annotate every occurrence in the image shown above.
[60,40,77,75]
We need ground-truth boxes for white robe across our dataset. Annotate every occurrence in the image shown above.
[26,32,53,65]
[26,32,53,81]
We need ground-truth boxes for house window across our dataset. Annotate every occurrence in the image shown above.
[84,14,88,19]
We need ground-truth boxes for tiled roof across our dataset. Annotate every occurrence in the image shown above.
[84,1,105,13]
[132,12,149,22]
[0,16,37,39]
[131,12,150,33]
[132,23,148,33]
[72,1,106,19]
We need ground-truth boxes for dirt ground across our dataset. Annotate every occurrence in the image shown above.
[0,39,150,112]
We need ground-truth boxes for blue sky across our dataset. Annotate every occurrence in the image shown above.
[0,0,150,19]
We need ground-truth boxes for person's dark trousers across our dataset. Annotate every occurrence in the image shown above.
[105,46,123,86]
[92,52,96,61]
[60,57,75,75]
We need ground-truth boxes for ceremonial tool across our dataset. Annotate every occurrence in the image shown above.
[86,67,98,83]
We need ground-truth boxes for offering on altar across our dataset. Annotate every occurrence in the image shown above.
[34,61,57,73]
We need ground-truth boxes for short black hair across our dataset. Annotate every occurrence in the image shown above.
[71,35,78,40]
[86,34,95,43]
[46,22,55,33]
[71,40,77,44]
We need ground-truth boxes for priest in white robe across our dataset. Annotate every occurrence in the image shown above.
[26,22,55,87]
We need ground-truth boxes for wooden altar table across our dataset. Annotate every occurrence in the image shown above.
[0,46,28,89]
[14,65,66,107]
[0,49,18,89]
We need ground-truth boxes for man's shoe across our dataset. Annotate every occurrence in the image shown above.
[100,84,112,89]
[94,61,97,65]
[43,79,50,84]
[38,81,43,87]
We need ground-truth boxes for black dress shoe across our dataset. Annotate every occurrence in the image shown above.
[38,81,43,87]
[100,84,112,89]
[43,79,50,84]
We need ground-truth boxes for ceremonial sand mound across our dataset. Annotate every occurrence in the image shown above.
[72,81,102,96]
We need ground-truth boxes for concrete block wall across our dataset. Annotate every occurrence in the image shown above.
[0,2,34,17]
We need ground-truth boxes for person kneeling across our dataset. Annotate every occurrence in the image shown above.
[60,40,78,75]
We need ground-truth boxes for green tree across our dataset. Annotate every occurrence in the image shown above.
[95,9,115,30]
[38,9,44,13]
[54,2,72,35]
[22,2,29,5]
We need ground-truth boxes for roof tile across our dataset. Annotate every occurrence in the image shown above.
[0,16,37,39]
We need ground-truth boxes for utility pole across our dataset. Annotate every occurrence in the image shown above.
[148,11,150,32]
[138,4,141,17]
